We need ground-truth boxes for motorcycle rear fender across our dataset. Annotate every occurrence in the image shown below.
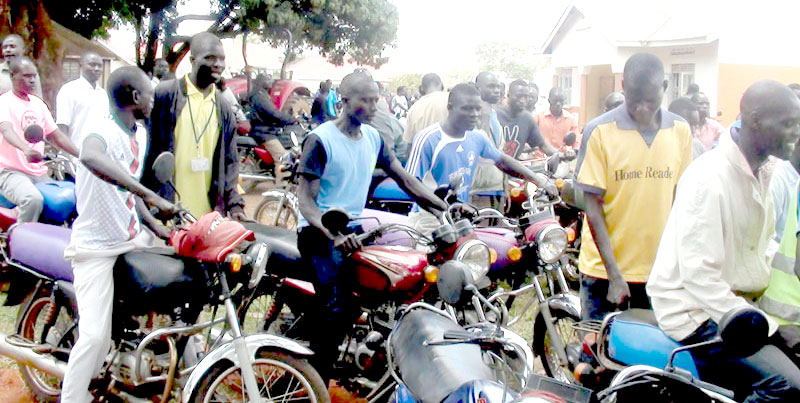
[181,333,313,402]
[260,189,299,213]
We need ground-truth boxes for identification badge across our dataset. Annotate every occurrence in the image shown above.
[191,157,210,172]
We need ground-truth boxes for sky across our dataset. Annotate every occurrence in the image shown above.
[103,0,571,77]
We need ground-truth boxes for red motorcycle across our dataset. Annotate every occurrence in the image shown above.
[238,205,491,401]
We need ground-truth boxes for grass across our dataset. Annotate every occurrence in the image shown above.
[0,292,20,369]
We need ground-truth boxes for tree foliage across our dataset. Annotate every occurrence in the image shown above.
[389,73,422,95]
[475,41,545,82]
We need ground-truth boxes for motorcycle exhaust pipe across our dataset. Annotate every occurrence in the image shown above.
[239,173,275,181]
[0,331,66,378]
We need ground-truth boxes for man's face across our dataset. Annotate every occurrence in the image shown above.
[134,83,155,120]
[153,60,169,79]
[81,54,103,84]
[449,94,482,130]
[757,99,800,160]
[191,43,225,86]
[549,92,565,116]
[693,94,710,118]
[2,37,22,61]
[345,82,379,124]
[477,75,501,104]
[508,85,532,113]
[11,62,37,94]
[624,78,665,127]
[685,110,700,134]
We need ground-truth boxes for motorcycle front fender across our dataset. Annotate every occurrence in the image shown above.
[181,333,313,403]
[539,293,581,320]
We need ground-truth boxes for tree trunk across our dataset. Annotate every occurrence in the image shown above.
[142,9,165,73]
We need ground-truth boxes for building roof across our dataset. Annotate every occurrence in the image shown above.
[53,21,133,64]
[542,0,719,53]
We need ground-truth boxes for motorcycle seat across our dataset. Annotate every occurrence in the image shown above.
[245,223,303,275]
[391,308,495,403]
[372,178,411,201]
[235,135,259,148]
[0,181,76,225]
[115,251,191,294]
[607,309,699,377]
[8,223,73,282]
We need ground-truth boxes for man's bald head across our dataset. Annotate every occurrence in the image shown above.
[8,56,35,75]
[80,51,103,85]
[475,71,501,104]
[622,53,667,127]
[420,73,443,96]
[604,91,625,112]
[340,72,376,99]
[107,66,152,110]
[339,72,379,124]
[80,51,101,65]
[740,80,800,160]
[8,56,36,95]
[623,53,664,87]
[190,32,222,56]
[189,32,224,89]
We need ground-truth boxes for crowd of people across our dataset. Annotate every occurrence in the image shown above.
[3,26,800,402]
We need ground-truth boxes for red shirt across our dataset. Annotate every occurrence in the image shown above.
[535,109,580,150]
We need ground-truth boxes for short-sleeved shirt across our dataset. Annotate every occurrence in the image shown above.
[535,109,580,150]
[0,91,57,176]
[298,121,393,227]
[496,108,546,158]
[174,75,220,217]
[405,123,503,202]
[575,105,692,282]
[402,91,449,144]
[694,117,725,150]
[71,114,147,249]
[55,75,110,147]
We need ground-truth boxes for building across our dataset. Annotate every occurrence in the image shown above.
[54,21,132,88]
[539,0,800,126]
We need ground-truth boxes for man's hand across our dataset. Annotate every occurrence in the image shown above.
[231,210,254,222]
[24,148,43,163]
[561,149,577,161]
[144,193,177,218]
[333,233,361,253]
[152,223,173,240]
[607,276,632,306]
[542,180,559,198]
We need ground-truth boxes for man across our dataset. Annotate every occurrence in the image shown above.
[402,73,449,145]
[575,53,692,320]
[60,66,175,403]
[603,91,625,113]
[0,34,42,96]
[789,83,800,99]
[56,51,109,147]
[647,80,800,402]
[686,82,700,97]
[311,80,333,124]
[536,87,580,150]
[248,74,296,161]
[691,92,725,151]
[471,72,505,208]
[497,80,559,159]
[526,83,540,113]
[296,72,446,381]
[406,83,556,234]
[0,57,79,222]
[391,86,409,118]
[370,104,407,165]
[144,32,246,220]
[668,97,706,159]
[151,58,170,88]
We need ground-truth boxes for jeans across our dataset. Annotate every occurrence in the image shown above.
[0,169,46,222]
[297,225,357,382]
[579,274,650,320]
[683,320,800,403]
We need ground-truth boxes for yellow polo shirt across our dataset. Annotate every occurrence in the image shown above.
[575,107,692,283]
[174,76,220,217]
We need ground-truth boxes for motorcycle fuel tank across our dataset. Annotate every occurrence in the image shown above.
[351,245,427,292]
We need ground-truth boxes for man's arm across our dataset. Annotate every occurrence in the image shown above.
[252,92,295,126]
[495,154,554,192]
[135,198,172,239]
[379,136,446,215]
[219,106,247,220]
[81,136,175,214]
[0,122,42,162]
[584,192,630,304]
[46,128,79,158]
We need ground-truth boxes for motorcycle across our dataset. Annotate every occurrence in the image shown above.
[239,200,492,402]
[388,260,589,403]
[250,147,302,229]
[0,152,330,403]
[237,124,307,194]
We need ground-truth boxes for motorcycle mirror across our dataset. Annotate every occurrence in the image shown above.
[436,260,472,306]
[24,124,44,144]
[718,306,770,358]
[290,132,299,147]
[152,152,176,185]
[321,208,351,236]
[564,131,577,147]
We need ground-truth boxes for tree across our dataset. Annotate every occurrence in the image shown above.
[475,41,545,82]
[389,73,422,95]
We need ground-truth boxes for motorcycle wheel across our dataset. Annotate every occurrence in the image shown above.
[17,295,76,402]
[240,154,270,194]
[254,194,298,230]
[190,350,330,403]
[533,304,581,384]
[238,288,284,335]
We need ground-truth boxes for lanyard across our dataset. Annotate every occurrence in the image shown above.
[186,90,215,147]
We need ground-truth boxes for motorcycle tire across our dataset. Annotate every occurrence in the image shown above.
[16,294,76,402]
[190,350,330,403]
[238,288,284,335]
[254,194,298,230]
[533,304,581,385]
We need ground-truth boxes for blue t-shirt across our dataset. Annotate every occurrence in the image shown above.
[297,121,393,227]
[405,123,503,202]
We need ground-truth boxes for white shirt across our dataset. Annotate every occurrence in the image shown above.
[768,160,800,258]
[55,75,109,148]
[646,140,778,341]
[70,115,147,250]
[391,94,408,115]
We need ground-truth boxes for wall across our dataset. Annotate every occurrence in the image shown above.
[717,63,800,126]
[583,64,614,122]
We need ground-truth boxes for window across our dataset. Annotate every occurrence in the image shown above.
[670,63,695,102]
[556,68,573,105]
[62,58,80,82]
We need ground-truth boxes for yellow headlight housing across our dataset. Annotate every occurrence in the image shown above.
[507,247,523,262]
[424,266,439,283]
[229,253,242,273]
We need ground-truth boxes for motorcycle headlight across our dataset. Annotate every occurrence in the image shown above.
[537,225,567,263]
[455,240,491,282]
[246,242,270,288]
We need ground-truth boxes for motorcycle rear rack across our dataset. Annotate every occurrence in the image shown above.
[572,319,603,333]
